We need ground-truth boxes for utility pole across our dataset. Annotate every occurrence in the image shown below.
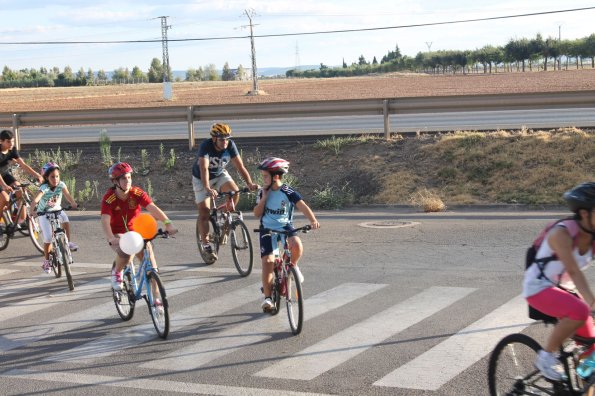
[243,9,260,95]
[558,24,562,70]
[158,16,172,100]
[294,41,301,74]
[425,41,433,52]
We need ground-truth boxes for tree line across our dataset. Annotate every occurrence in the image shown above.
[2,32,595,88]
[287,32,595,78]
[0,58,247,88]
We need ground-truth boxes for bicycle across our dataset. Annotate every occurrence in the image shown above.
[197,187,254,276]
[488,322,595,395]
[112,229,171,339]
[0,182,43,253]
[254,225,311,335]
[37,207,76,291]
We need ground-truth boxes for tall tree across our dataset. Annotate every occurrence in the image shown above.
[236,64,246,80]
[131,66,146,82]
[221,62,233,81]
[97,69,108,81]
[205,64,219,81]
[147,58,163,83]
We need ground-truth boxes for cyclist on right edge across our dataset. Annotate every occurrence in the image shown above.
[253,157,320,311]
[524,182,595,381]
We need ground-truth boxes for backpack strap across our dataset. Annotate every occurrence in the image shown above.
[533,218,581,283]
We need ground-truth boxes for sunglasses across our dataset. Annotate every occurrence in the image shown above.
[216,137,230,142]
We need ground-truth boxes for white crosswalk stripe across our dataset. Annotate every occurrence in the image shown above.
[254,286,476,381]
[373,294,531,390]
[0,262,536,394]
[3,369,333,396]
[0,277,221,353]
[141,283,387,371]
[46,281,261,363]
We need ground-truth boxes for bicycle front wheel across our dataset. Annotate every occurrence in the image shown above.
[286,266,304,335]
[146,271,169,339]
[113,269,135,321]
[28,215,44,253]
[488,333,554,396]
[57,237,74,291]
[49,250,61,278]
[230,219,253,276]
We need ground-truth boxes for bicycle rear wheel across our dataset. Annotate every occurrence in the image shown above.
[230,219,253,276]
[197,218,219,265]
[488,333,557,396]
[146,271,169,339]
[286,266,304,335]
[28,215,44,253]
[57,236,74,291]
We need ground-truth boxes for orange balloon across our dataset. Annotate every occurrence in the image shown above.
[131,213,158,239]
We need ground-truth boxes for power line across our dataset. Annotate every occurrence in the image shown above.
[0,6,593,45]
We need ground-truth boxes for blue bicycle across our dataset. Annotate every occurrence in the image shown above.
[112,229,170,339]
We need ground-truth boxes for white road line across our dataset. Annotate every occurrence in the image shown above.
[11,262,258,274]
[255,286,476,380]
[1,369,332,396]
[142,283,387,371]
[373,294,530,391]
[0,269,19,276]
[0,278,108,321]
[0,276,220,353]
[47,282,262,363]
[11,261,107,270]
[0,274,57,296]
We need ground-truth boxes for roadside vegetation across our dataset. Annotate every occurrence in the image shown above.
[16,128,593,212]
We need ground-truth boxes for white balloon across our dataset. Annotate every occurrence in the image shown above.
[120,231,144,255]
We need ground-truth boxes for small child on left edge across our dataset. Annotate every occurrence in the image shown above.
[30,162,78,273]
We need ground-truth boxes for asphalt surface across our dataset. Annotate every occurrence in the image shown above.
[0,207,591,395]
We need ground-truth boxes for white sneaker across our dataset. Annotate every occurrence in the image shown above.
[261,297,274,311]
[68,241,79,251]
[293,266,304,284]
[535,350,567,381]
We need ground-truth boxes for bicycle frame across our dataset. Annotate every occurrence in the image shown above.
[2,184,31,231]
[126,243,156,303]
[114,229,170,338]
[44,210,69,253]
[209,188,248,237]
[272,233,292,295]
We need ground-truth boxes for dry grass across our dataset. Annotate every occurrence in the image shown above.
[409,188,447,212]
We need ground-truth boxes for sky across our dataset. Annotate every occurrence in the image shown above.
[1,0,595,73]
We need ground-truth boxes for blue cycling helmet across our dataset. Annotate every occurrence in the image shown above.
[41,162,60,177]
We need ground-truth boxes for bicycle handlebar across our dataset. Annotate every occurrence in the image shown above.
[253,225,312,235]
[154,228,173,240]
[36,206,78,216]
[217,187,251,197]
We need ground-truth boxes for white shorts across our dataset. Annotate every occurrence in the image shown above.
[192,171,233,204]
[38,211,69,244]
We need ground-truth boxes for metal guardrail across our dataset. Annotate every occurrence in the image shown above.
[2,90,594,150]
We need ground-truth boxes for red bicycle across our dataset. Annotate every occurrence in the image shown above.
[255,225,311,335]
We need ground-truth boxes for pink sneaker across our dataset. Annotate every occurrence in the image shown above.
[111,269,123,290]
[41,259,51,274]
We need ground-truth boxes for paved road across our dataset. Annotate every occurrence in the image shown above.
[18,107,595,143]
[0,208,588,395]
